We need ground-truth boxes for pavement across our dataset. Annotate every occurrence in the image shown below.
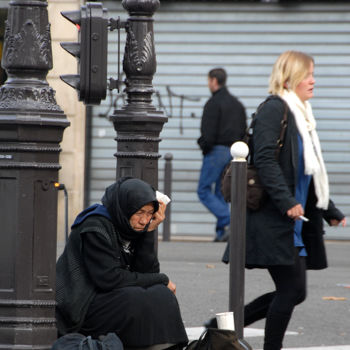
[156,239,350,350]
[56,238,350,350]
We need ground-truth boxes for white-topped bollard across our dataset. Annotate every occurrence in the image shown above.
[231,141,249,162]
[228,142,250,348]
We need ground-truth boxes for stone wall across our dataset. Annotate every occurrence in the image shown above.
[47,0,85,243]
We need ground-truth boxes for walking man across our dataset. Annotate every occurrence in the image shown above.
[197,68,247,241]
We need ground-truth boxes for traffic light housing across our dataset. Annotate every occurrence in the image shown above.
[60,3,108,105]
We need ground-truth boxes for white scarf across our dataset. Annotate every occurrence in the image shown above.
[280,89,329,209]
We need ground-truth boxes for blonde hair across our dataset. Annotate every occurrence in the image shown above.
[268,51,314,95]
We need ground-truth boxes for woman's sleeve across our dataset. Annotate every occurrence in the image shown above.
[132,230,160,273]
[82,231,169,291]
[253,100,298,214]
[323,199,345,224]
[198,99,220,154]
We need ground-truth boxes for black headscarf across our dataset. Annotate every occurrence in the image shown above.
[101,177,159,240]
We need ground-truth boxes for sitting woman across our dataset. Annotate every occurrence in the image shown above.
[56,177,188,350]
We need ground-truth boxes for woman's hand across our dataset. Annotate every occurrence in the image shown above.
[167,280,176,295]
[287,204,304,220]
[148,201,167,231]
[330,218,346,227]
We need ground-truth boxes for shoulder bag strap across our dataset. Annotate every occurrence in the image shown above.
[275,100,288,159]
[246,95,288,163]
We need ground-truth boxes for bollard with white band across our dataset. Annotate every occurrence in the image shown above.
[228,141,251,349]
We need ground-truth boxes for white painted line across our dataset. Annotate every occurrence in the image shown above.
[186,327,205,341]
[186,327,297,341]
[245,327,298,337]
[185,328,350,350]
[282,347,350,350]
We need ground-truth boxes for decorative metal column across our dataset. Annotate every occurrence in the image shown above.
[0,0,69,349]
[110,0,167,190]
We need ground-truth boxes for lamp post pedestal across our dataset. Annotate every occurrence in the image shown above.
[0,1,69,349]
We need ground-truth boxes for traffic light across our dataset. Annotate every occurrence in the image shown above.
[60,3,108,105]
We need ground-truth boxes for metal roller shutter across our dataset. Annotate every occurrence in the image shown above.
[88,1,350,239]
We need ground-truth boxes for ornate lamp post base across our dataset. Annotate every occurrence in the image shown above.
[0,1,69,349]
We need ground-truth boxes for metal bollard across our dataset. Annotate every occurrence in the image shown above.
[162,153,173,241]
[228,142,249,342]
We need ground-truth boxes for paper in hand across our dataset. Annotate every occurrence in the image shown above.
[156,191,171,205]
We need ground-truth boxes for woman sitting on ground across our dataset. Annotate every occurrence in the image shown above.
[56,177,188,350]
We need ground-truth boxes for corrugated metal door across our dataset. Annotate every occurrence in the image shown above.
[88,1,350,239]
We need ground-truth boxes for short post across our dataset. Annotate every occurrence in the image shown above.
[162,153,173,241]
[229,141,249,340]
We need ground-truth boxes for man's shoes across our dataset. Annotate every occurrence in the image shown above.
[213,236,226,242]
[213,226,230,242]
[221,225,230,242]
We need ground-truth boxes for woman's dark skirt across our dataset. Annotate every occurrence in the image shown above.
[80,284,188,348]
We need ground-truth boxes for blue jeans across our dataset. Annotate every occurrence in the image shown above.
[197,145,231,238]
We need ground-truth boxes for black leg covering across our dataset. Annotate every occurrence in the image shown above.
[244,292,276,326]
[263,310,292,350]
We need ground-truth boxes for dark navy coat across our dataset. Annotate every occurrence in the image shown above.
[246,96,344,270]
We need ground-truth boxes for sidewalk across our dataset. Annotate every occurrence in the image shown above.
[186,327,350,350]
[56,239,350,349]
[156,240,350,349]
[158,225,350,242]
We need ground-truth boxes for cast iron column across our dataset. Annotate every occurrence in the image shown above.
[0,0,69,349]
[110,0,167,190]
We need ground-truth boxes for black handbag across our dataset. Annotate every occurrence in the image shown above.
[185,328,251,350]
[221,96,288,210]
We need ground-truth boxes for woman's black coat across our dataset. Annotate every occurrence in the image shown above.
[246,96,344,269]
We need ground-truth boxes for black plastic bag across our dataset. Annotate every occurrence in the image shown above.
[185,328,249,350]
[51,333,123,350]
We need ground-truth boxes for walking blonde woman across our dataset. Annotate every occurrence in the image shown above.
[244,50,345,350]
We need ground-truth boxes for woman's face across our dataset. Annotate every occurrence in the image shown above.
[129,203,155,231]
[294,62,315,102]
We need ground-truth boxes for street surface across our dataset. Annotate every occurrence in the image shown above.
[157,240,350,350]
[56,239,350,349]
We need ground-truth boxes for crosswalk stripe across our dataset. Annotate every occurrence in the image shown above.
[186,327,297,341]
[282,347,350,350]
[185,327,350,350]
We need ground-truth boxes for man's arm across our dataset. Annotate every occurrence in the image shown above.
[198,99,219,155]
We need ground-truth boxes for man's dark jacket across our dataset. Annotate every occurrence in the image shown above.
[197,86,247,155]
[246,96,344,269]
